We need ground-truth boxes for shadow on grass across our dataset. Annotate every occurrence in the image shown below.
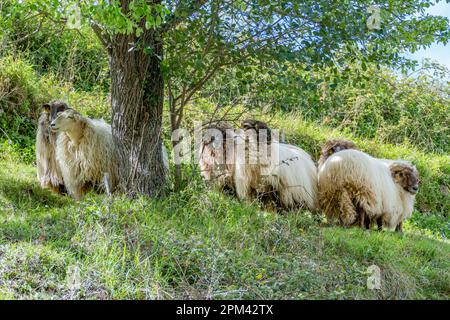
[0,175,72,209]
[0,212,77,247]
[0,176,79,250]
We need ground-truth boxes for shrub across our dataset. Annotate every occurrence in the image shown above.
[0,56,110,163]
[204,62,450,154]
[0,56,50,149]
[0,2,109,92]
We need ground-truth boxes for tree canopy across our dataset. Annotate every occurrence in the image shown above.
[2,0,449,194]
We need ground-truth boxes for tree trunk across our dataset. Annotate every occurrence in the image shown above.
[110,30,166,197]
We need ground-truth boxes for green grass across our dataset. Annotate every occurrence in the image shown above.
[1,35,449,300]
[0,154,449,299]
[0,84,449,298]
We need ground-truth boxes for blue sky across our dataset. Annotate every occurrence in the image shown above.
[406,1,450,69]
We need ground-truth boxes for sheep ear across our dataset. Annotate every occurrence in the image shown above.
[57,104,69,113]
[390,169,399,179]
[41,103,51,113]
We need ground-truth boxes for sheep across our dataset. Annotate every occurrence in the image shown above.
[234,120,318,210]
[36,101,70,194]
[241,119,272,144]
[51,109,119,200]
[318,149,419,231]
[198,119,318,210]
[198,121,236,191]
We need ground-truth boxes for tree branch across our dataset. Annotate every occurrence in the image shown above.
[91,23,112,54]
[161,0,209,33]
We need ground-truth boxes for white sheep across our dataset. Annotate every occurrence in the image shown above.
[234,129,318,211]
[51,109,119,199]
[198,122,236,191]
[36,101,70,194]
[318,149,419,231]
[198,120,318,211]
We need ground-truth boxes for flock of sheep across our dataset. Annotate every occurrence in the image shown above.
[36,101,420,232]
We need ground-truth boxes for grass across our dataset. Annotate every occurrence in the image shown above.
[0,81,448,298]
[1,41,449,300]
[0,150,449,299]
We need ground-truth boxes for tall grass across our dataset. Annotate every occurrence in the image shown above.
[0,158,448,299]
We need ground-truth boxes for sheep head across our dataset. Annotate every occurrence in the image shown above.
[199,121,234,183]
[319,139,358,168]
[50,109,82,133]
[241,119,272,144]
[390,162,420,195]
[41,101,71,121]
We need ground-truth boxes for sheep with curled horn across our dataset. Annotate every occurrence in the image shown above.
[241,119,272,144]
[386,162,420,232]
[234,119,318,211]
[36,100,71,194]
[197,121,236,191]
[317,139,359,170]
[318,148,420,232]
[51,108,120,200]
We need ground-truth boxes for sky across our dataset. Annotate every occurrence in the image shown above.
[406,1,450,69]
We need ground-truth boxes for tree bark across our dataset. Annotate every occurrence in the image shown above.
[110,30,166,197]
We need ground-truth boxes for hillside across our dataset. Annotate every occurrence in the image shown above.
[1,110,449,299]
[0,25,449,300]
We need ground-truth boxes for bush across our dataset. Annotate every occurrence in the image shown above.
[0,56,110,163]
[0,56,50,149]
[0,2,109,92]
[205,62,450,154]
[315,65,450,154]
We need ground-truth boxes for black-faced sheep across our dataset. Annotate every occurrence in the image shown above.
[51,109,119,199]
[318,148,419,231]
[36,101,70,194]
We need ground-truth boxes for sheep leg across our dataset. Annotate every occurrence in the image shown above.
[234,164,253,202]
[235,180,252,202]
[359,209,366,228]
[280,189,295,209]
[66,182,83,200]
[395,222,403,234]
[364,214,371,229]
[339,190,357,226]
[365,213,372,229]
[376,217,383,231]
[357,207,370,229]
[58,184,68,195]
